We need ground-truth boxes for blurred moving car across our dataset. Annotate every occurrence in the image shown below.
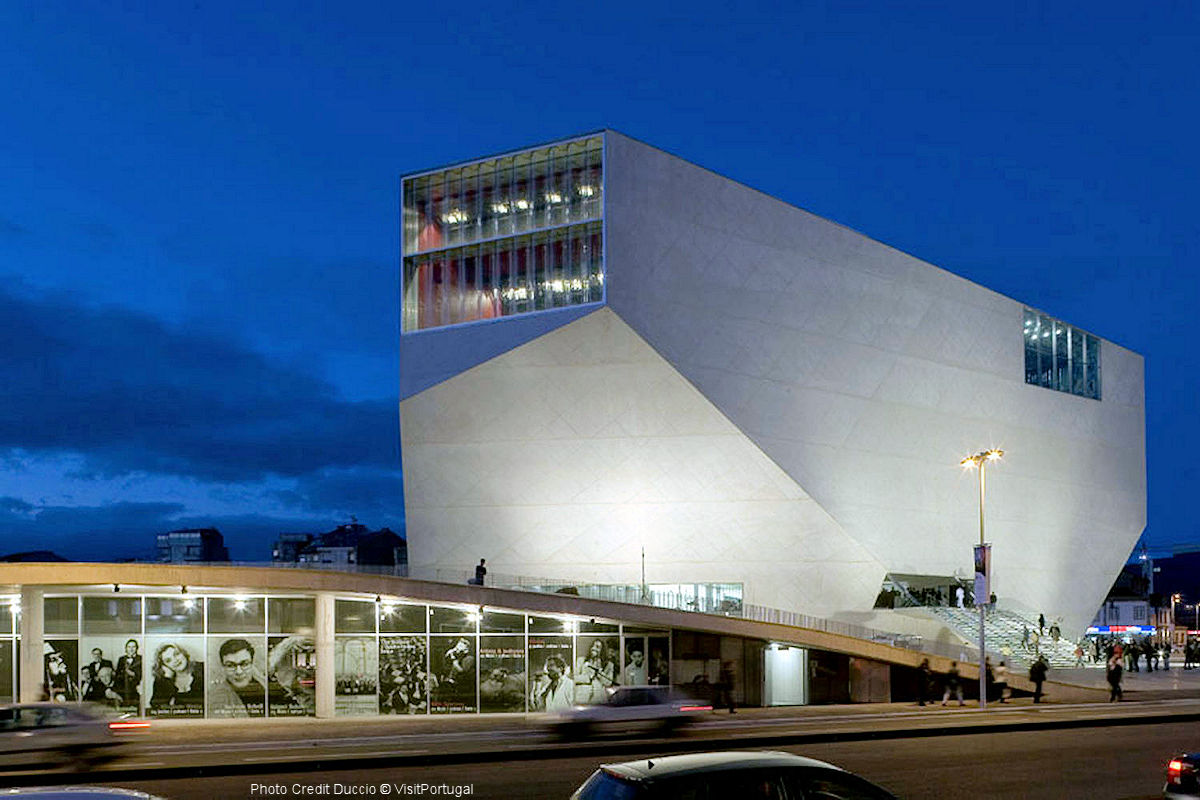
[571,751,898,800]
[0,704,149,771]
[548,686,712,738]
[1166,753,1200,799]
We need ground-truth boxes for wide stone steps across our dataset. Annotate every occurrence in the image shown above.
[925,606,1096,669]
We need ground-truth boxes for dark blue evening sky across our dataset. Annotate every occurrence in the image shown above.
[1,2,1196,561]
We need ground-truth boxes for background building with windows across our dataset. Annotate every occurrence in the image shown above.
[399,131,1145,641]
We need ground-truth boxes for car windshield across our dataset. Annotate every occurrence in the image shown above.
[574,770,644,800]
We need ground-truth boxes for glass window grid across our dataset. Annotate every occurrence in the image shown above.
[401,221,603,332]
[30,593,674,717]
[1023,309,1101,400]
[401,135,604,335]
[403,137,603,256]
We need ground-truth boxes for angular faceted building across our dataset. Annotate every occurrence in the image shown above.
[399,131,1145,635]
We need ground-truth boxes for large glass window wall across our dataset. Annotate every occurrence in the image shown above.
[40,594,316,718]
[1023,309,1100,400]
[402,222,602,331]
[31,592,674,718]
[401,134,604,333]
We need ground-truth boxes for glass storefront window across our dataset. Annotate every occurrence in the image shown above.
[82,597,141,634]
[44,597,78,636]
[430,606,476,634]
[207,597,265,634]
[29,592,679,720]
[528,616,575,634]
[379,603,426,634]
[481,611,524,633]
[146,597,203,634]
[335,600,376,634]
[268,598,315,633]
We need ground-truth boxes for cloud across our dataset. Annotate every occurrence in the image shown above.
[0,285,400,483]
[272,467,405,518]
[0,499,185,561]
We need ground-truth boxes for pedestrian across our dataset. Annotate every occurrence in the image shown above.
[1021,624,1030,650]
[1107,653,1124,702]
[1030,629,1040,654]
[1164,640,1172,671]
[994,661,1008,703]
[1038,612,1045,635]
[917,658,932,707]
[1074,644,1085,667]
[942,661,964,706]
[1029,655,1048,704]
[717,661,736,714]
[955,586,964,608]
[473,558,487,586]
[984,657,994,703]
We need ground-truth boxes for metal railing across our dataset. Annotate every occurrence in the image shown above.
[160,560,986,662]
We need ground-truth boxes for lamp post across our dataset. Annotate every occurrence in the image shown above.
[961,448,1003,709]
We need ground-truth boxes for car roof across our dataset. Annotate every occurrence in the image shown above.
[602,751,841,780]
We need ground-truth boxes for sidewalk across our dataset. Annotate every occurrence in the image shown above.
[141,671,1200,746]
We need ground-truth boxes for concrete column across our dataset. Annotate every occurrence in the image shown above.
[19,586,44,702]
[315,592,335,719]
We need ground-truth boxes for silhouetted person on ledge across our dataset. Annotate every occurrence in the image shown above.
[472,558,487,586]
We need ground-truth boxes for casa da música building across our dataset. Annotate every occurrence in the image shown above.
[398,130,1145,640]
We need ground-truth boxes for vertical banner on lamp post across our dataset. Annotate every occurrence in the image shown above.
[974,544,991,605]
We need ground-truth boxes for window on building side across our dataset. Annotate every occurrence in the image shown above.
[401,134,604,333]
[1024,309,1100,400]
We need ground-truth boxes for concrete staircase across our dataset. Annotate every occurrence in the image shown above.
[925,606,1096,669]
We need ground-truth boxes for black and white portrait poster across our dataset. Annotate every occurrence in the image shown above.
[430,636,476,713]
[207,635,267,718]
[574,636,618,704]
[44,639,80,703]
[379,636,427,715]
[528,636,573,712]
[335,636,378,716]
[145,636,205,717]
[267,635,316,717]
[479,636,525,713]
[80,635,141,713]
[0,641,12,703]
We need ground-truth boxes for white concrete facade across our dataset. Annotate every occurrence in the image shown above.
[399,131,1146,634]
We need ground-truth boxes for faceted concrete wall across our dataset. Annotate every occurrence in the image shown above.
[400,308,888,617]
[602,132,1146,633]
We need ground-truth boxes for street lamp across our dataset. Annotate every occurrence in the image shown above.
[961,448,1003,708]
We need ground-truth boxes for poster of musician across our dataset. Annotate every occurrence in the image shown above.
[145,636,205,717]
[267,635,316,717]
[429,636,476,713]
[207,635,268,718]
[479,636,525,713]
[378,635,427,715]
[573,636,618,704]
[0,641,12,703]
[45,640,80,703]
[79,636,141,712]
[528,636,573,712]
[334,636,377,716]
